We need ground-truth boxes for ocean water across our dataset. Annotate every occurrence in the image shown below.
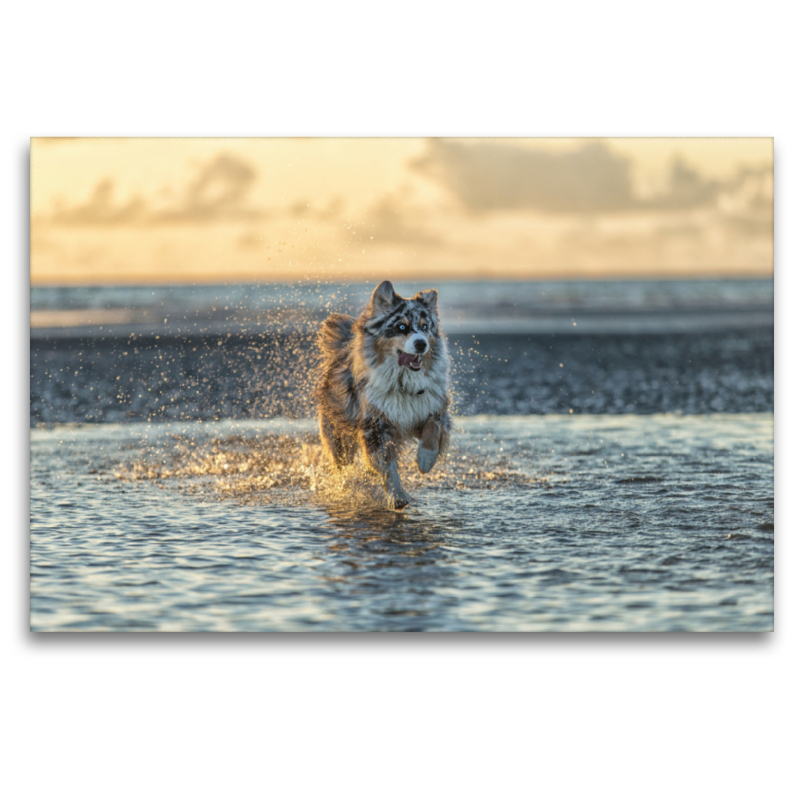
[29,279,774,631]
[31,277,773,337]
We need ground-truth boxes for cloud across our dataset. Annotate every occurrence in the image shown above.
[412,139,635,213]
[355,190,442,246]
[156,155,260,222]
[411,139,747,214]
[48,180,147,225]
[716,166,773,236]
[654,158,723,209]
[42,154,262,226]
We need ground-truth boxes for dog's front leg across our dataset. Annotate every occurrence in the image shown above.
[417,413,451,474]
[361,418,411,511]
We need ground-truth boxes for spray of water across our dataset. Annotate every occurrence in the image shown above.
[115,426,554,513]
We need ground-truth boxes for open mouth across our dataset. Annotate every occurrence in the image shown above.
[398,352,422,371]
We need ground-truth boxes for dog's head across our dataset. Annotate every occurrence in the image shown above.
[366,280,440,371]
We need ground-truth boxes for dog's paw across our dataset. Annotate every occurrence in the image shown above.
[387,490,411,511]
[416,445,439,474]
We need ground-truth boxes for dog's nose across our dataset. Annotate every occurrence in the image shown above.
[413,339,427,353]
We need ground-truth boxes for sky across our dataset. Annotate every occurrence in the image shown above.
[30,137,773,285]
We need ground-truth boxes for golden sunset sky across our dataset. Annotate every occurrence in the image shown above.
[30,137,773,285]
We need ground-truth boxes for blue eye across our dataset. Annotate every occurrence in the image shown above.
[398,324,407,332]
[421,323,428,331]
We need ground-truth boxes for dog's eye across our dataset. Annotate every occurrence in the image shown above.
[421,323,428,331]
[398,324,407,332]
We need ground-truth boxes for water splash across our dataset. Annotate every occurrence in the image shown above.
[115,428,554,510]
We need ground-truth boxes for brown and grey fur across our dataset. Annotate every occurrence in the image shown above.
[315,280,452,510]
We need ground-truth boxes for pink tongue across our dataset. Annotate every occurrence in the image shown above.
[398,353,418,367]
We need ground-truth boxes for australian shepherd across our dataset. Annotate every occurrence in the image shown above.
[315,280,452,510]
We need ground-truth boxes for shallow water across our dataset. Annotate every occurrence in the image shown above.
[30,414,773,632]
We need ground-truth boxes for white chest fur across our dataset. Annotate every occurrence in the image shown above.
[364,359,447,432]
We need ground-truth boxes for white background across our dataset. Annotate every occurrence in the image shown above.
[5,2,795,798]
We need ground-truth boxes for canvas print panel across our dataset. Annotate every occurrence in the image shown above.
[30,138,773,631]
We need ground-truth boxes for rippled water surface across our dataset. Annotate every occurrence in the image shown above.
[30,414,773,632]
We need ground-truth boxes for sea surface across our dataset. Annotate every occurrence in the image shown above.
[29,278,774,631]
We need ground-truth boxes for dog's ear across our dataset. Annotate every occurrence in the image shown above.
[417,289,438,312]
[371,281,401,313]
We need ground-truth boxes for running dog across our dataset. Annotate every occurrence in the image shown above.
[315,280,452,510]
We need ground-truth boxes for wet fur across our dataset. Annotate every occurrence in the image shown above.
[315,281,452,510]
